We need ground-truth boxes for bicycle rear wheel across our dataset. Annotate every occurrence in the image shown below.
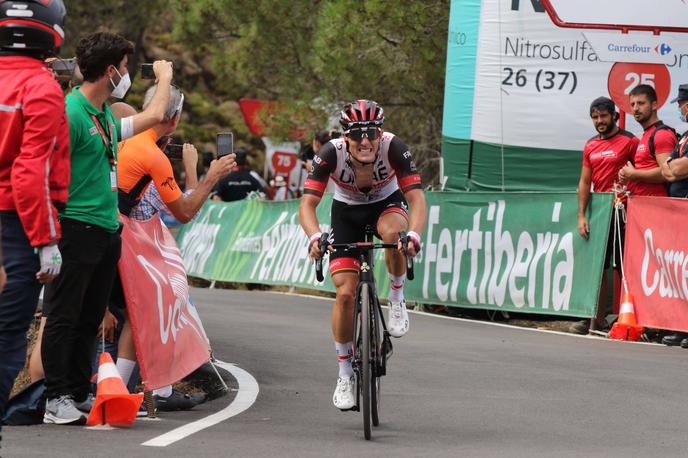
[359,283,372,440]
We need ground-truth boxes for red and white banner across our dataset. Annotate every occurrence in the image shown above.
[625,196,688,332]
[119,215,210,390]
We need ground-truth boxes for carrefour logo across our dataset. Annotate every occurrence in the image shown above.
[608,43,651,53]
[656,43,672,56]
[606,42,673,56]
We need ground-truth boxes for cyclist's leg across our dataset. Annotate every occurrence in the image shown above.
[329,198,365,409]
[375,191,410,337]
[375,190,409,295]
[331,271,358,359]
[330,270,358,409]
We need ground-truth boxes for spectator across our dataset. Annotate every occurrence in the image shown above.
[41,31,175,425]
[618,85,680,346]
[660,84,688,347]
[619,84,676,196]
[271,175,294,200]
[661,84,688,197]
[118,84,236,220]
[115,91,234,409]
[297,130,334,195]
[572,97,638,334]
[213,148,266,202]
[0,0,69,429]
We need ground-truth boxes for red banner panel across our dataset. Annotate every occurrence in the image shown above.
[118,215,210,390]
[625,196,688,332]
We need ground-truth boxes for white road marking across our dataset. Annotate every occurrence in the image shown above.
[141,360,259,447]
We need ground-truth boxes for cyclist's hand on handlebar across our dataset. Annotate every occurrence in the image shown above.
[309,239,323,261]
[398,231,422,257]
[308,232,332,261]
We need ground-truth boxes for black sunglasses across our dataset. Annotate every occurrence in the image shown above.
[347,127,380,141]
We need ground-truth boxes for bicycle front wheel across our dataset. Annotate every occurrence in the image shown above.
[371,295,381,427]
[360,283,372,440]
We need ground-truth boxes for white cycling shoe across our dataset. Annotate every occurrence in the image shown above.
[388,300,410,337]
[333,376,355,410]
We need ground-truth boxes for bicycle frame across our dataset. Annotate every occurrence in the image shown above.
[313,227,413,439]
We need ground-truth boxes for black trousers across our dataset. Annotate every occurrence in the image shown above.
[42,218,121,401]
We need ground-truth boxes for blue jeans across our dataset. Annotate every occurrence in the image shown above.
[0,213,42,422]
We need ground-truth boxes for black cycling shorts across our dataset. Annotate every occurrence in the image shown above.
[329,190,408,275]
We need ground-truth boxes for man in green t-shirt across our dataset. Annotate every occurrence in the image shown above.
[41,31,174,425]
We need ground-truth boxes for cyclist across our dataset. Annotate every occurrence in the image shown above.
[299,100,427,410]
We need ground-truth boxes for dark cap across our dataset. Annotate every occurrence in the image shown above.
[235,148,247,166]
[671,84,688,103]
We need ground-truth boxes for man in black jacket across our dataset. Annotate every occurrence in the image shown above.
[213,148,267,201]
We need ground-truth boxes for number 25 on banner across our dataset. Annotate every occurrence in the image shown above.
[608,63,671,114]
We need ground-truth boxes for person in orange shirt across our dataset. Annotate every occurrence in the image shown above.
[114,86,235,410]
[117,85,235,220]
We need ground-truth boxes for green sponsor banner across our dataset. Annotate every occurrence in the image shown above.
[177,192,612,318]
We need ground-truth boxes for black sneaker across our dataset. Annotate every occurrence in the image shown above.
[662,333,688,346]
[153,389,204,412]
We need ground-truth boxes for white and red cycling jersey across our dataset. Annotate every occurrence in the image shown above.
[303,132,422,204]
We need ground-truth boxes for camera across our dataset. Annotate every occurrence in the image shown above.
[140,63,155,80]
[50,58,76,77]
[164,144,184,161]
[157,136,183,161]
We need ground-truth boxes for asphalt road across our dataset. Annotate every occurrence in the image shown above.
[3,287,688,457]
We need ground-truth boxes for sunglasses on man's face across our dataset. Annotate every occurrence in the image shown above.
[347,127,380,142]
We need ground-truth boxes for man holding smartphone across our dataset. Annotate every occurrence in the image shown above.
[117,84,236,221]
[41,31,176,426]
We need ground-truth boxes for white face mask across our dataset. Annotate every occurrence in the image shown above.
[109,67,131,99]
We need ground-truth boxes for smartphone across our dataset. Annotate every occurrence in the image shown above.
[164,143,184,161]
[217,132,234,158]
[51,58,76,77]
[140,63,155,80]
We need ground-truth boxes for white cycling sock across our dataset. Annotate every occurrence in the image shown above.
[116,358,136,386]
[335,341,353,378]
[153,385,173,398]
[388,273,405,303]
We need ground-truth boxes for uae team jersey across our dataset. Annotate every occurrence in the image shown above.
[303,132,422,204]
[583,129,638,194]
[629,122,677,197]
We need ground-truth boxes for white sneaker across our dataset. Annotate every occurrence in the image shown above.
[332,376,355,410]
[388,300,410,337]
[43,395,87,425]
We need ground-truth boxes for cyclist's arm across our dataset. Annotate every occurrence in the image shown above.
[404,188,426,236]
[388,136,424,232]
[299,193,321,239]
[300,144,336,254]
[300,142,335,236]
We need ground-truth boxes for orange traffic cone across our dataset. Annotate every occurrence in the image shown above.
[608,292,643,341]
[86,352,143,426]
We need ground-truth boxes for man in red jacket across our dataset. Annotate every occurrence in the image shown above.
[0,0,69,427]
